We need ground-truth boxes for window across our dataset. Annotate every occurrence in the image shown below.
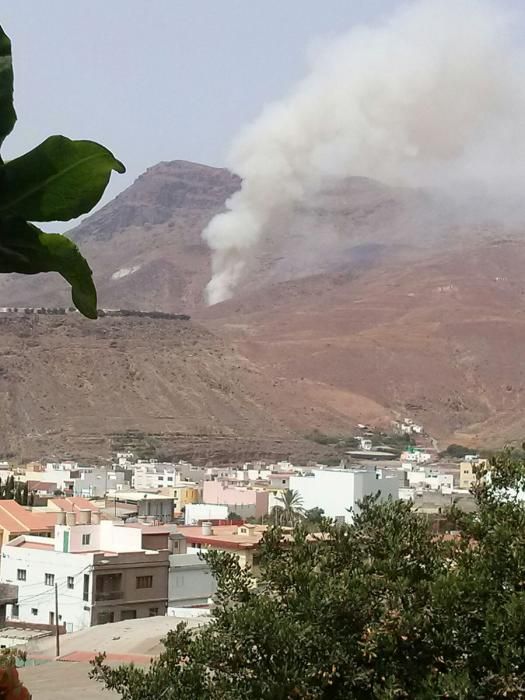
[120,609,137,621]
[44,573,54,586]
[82,534,91,545]
[83,574,90,602]
[67,576,74,589]
[148,607,158,617]
[11,605,18,619]
[16,569,26,582]
[97,611,115,625]
[31,608,38,616]
[136,575,153,589]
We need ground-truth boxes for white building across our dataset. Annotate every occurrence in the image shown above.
[406,468,454,493]
[22,469,78,493]
[73,469,128,498]
[185,504,229,525]
[288,468,399,524]
[401,450,432,464]
[46,461,79,473]
[132,462,180,491]
[1,513,170,632]
[116,452,135,467]
[357,437,373,451]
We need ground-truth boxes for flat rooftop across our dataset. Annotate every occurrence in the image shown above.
[180,524,267,549]
[112,491,174,502]
[346,450,398,459]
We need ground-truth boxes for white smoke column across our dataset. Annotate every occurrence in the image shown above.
[203,0,525,304]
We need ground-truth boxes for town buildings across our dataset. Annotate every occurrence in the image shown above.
[0,443,480,638]
[179,523,267,570]
[202,480,270,519]
[1,513,169,630]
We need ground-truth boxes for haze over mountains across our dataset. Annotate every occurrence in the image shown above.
[0,158,523,457]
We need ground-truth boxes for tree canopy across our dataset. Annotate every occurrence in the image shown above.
[92,450,525,699]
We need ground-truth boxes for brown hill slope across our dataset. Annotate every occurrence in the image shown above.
[0,313,337,463]
[0,159,524,449]
[202,239,525,447]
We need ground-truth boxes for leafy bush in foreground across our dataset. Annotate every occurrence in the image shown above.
[92,451,525,699]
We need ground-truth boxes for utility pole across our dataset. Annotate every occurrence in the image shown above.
[54,583,60,658]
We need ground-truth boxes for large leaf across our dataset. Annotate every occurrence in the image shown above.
[0,135,125,221]
[0,218,97,318]
[0,26,16,149]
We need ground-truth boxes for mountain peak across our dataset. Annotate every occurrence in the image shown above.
[73,159,240,242]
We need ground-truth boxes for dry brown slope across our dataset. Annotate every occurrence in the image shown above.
[0,313,336,462]
[201,239,525,447]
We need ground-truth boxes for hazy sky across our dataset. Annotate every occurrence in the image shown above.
[2,0,401,226]
[1,0,523,229]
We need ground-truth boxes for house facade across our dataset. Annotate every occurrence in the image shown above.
[1,514,170,631]
[132,463,180,491]
[202,481,269,519]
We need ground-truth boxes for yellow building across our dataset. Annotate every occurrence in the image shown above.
[459,459,487,490]
[160,483,199,512]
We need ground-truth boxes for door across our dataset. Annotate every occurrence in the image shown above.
[49,611,55,626]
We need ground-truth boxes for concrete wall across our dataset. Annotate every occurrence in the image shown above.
[203,482,269,518]
[169,553,216,607]
[289,469,399,523]
[185,504,228,525]
[91,550,169,625]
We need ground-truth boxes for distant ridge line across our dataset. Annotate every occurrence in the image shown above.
[0,307,191,321]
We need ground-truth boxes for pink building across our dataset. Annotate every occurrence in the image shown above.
[202,481,269,519]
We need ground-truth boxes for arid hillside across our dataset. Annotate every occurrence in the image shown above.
[0,313,338,463]
[202,239,525,447]
[0,159,524,450]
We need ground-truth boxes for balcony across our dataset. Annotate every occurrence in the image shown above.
[95,590,124,602]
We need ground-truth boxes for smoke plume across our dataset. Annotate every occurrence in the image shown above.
[203,0,525,305]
